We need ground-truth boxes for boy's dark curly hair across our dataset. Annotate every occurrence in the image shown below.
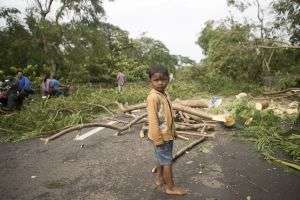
[148,65,169,79]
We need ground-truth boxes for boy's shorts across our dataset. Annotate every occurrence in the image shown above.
[154,140,173,165]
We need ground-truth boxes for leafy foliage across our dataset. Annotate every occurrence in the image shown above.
[197,22,262,81]
[227,98,300,161]
[0,1,180,84]
[195,20,300,87]
[272,0,300,44]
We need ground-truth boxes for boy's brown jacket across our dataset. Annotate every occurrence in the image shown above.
[147,89,176,145]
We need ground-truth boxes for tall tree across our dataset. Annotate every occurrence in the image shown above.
[29,0,109,75]
[272,0,300,44]
[0,8,34,73]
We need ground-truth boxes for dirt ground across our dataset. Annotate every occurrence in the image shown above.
[0,117,299,200]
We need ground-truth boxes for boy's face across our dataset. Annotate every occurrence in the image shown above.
[150,73,169,93]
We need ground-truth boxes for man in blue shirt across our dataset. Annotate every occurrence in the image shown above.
[16,71,34,109]
[17,71,33,95]
[49,76,63,96]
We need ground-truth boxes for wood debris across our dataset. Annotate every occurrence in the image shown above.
[40,97,237,165]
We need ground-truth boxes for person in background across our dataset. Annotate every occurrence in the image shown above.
[0,77,18,109]
[49,75,63,96]
[41,73,51,97]
[16,71,33,109]
[17,71,33,96]
[0,81,7,107]
[116,71,126,93]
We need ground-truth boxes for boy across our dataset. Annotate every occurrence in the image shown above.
[147,65,187,195]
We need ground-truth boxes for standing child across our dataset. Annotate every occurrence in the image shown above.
[41,73,51,97]
[147,65,187,195]
[116,71,125,93]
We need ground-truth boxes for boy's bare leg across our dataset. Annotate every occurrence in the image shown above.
[153,165,164,186]
[163,165,187,195]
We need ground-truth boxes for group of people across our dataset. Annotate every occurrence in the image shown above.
[41,74,64,97]
[0,71,34,110]
[1,70,127,110]
[0,71,67,110]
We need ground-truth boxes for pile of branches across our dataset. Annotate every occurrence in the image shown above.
[40,98,237,164]
[40,96,300,170]
[41,98,235,143]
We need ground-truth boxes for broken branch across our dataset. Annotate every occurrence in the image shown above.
[41,113,147,143]
[176,134,190,141]
[173,136,207,161]
[176,131,215,138]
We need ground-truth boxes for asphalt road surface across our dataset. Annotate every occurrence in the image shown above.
[0,117,299,200]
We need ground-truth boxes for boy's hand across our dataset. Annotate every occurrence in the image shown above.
[174,131,178,139]
[154,140,164,146]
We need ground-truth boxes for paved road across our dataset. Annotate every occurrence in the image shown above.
[0,118,299,200]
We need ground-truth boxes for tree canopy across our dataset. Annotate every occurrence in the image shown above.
[194,0,299,87]
[0,0,188,83]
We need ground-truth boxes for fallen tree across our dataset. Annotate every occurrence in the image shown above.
[41,113,147,144]
[41,98,231,144]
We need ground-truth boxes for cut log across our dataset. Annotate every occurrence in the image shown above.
[236,93,248,99]
[172,104,213,120]
[173,104,235,126]
[186,113,203,122]
[116,102,235,126]
[174,99,209,108]
[175,123,215,131]
[177,135,190,141]
[224,115,236,127]
[255,101,269,110]
[211,114,235,127]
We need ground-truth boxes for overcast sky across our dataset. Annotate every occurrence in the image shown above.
[1,0,271,62]
[103,0,232,62]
